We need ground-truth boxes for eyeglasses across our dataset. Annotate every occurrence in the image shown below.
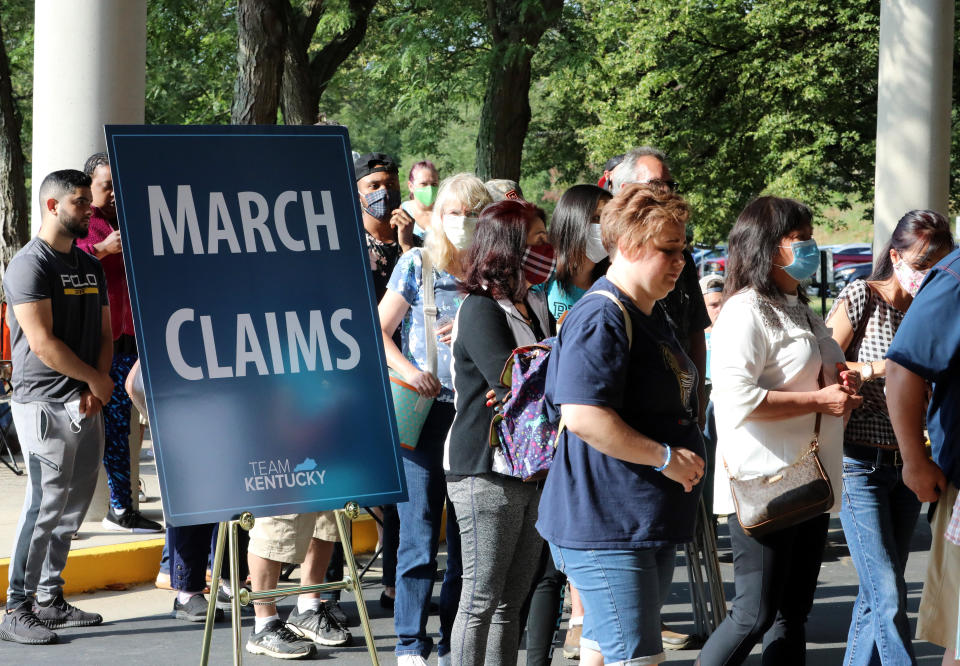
[632,178,679,193]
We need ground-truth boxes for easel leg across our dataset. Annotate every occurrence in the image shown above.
[201,521,229,666]
[335,506,380,666]
[229,521,243,665]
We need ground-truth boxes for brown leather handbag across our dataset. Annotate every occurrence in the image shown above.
[724,373,834,537]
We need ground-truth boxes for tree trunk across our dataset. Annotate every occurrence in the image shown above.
[280,0,378,125]
[231,0,287,124]
[475,0,563,181]
[0,14,28,280]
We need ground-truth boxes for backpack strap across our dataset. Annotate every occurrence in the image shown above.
[583,289,633,349]
[554,289,634,447]
[421,250,438,377]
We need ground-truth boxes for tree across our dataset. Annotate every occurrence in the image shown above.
[474,0,563,180]
[231,0,378,125]
[0,9,28,273]
[544,0,882,242]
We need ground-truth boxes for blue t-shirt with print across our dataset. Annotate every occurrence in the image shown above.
[543,278,587,323]
[537,277,704,549]
[886,248,960,488]
[386,248,461,403]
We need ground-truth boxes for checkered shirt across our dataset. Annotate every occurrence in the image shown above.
[827,280,904,446]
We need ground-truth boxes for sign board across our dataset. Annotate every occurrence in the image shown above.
[106,125,407,526]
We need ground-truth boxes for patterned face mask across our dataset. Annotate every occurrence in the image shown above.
[521,243,556,285]
[361,187,401,222]
[893,259,928,297]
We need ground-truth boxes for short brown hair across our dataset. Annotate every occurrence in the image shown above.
[600,182,689,259]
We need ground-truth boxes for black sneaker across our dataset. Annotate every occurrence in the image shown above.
[35,593,102,628]
[215,587,253,615]
[172,594,224,622]
[246,620,315,659]
[322,600,350,627]
[0,604,58,644]
[102,507,163,533]
[287,605,351,646]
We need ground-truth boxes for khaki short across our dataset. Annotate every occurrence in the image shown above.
[247,511,340,564]
[917,482,960,650]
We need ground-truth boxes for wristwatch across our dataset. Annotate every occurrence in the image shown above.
[861,361,875,382]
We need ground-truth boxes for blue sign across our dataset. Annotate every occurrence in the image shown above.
[106,125,407,526]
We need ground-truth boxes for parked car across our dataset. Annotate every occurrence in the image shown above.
[694,245,726,276]
[829,243,872,269]
[834,262,873,291]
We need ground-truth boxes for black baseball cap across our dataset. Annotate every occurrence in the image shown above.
[353,152,399,181]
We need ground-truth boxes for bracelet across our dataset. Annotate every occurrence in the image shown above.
[654,444,672,472]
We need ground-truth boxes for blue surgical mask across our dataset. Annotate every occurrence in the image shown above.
[776,239,820,280]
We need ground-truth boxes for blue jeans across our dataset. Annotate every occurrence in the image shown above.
[394,402,462,658]
[839,457,920,666]
[549,543,675,665]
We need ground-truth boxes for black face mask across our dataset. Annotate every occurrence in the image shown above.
[361,188,402,221]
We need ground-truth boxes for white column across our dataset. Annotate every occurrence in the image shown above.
[31,0,146,233]
[873,0,954,252]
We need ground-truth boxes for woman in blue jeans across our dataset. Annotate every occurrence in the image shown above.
[537,183,705,664]
[379,173,492,666]
[826,210,954,666]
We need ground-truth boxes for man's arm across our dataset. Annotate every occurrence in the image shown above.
[886,359,946,502]
[13,299,114,404]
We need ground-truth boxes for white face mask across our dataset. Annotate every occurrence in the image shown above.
[442,214,478,250]
[585,223,607,263]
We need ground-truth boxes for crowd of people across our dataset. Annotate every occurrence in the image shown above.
[1,144,959,666]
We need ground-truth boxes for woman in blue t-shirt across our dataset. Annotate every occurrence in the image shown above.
[544,184,613,322]
[537,184,706,665]
[378,173,492,666]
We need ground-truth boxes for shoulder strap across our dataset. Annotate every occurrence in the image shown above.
[421,250,438,377]
[846,282,876,362]
[583,289,633,349]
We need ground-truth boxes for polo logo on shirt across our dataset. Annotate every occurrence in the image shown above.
[60,273,99,296]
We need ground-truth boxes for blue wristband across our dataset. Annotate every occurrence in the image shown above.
[654,444,671,472]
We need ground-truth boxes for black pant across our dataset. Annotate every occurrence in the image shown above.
[519,543,567,666]
[699,513,829,666]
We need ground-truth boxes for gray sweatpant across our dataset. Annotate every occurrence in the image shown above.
[447,473,543,666]
[6,400,104,608]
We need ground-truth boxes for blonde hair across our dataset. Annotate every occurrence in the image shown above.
[424,173,493,272]
[600,182,689,259]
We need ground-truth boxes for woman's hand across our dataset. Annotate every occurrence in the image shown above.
[661,447,706,493]
[836,362,862,393]
[436,321,454,345]
[403,369,441,398]
[815,383,863,417]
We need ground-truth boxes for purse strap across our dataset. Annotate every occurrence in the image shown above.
[421,250,439,377]
[845,282,876,362]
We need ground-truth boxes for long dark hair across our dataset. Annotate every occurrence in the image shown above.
[723,196,813,304]
[870,209,955,280]
[549,184,612,290]
[462,199,546,302]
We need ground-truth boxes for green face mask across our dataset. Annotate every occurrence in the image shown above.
[412,185,438,207]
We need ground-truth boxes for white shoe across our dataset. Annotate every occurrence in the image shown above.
[397,656,428,666]
[437,654,451,666]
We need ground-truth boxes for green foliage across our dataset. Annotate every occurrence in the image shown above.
[544,0,882,242]
[146,1,237,125]
[1,0,34,186]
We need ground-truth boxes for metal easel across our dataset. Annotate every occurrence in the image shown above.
[683,497,727,637]
[199,502,380,666]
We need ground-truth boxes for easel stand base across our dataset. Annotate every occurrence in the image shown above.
[199,502,380,666]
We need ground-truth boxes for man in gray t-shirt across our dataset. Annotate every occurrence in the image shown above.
[0,170,113,646]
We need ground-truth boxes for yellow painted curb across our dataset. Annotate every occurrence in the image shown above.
[0,538,164,604]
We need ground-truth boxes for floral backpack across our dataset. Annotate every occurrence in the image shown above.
[488,290,632,481]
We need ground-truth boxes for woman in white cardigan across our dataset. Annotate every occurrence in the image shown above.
[698,197,862,666]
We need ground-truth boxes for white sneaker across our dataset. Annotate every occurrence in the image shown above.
[437,654,451,666]
[397,656,428,666]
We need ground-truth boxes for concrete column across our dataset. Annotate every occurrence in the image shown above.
[31,0,146,233]
[873,0,954,252]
